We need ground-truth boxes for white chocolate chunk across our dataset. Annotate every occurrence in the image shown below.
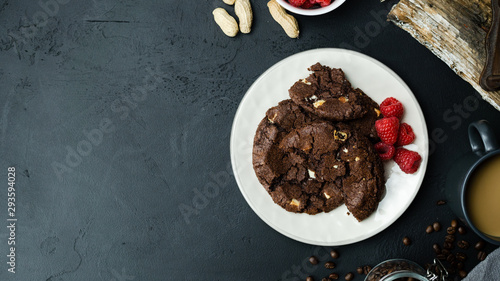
[290,199,300,207]
[308,169,316,179]
[305,95,318,102]
[268,112,277,123]
[300,78,311,85]
[313,100,325,108]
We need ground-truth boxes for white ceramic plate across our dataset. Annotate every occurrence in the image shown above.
[230,48,429,246]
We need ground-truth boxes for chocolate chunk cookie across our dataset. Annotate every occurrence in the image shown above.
[253,116,385,219]
[280,122,385,220]
[252,99,321,191]
[337,128,385,221]
[253,104,345,214]
[288,63,368,121]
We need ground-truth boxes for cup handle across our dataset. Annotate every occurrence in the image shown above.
[468,120,500,156]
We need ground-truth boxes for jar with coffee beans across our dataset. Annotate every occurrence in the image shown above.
[364,258,448,281]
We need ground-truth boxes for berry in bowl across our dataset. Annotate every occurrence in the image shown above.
[276,0,346,16]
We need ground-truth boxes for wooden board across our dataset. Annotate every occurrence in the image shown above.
[388,0,500,111]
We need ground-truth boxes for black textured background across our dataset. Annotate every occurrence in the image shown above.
[0,0,499,280]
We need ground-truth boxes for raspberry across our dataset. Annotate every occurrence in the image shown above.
[301,0,316,8]
[375,117,400,145]
[396,123,415,146]
[288,0,307,7]
[374,142,395,161]
[394,148,422,174]
[380,97,404,119]
[315,0,331,7]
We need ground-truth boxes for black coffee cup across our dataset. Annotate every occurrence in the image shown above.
[445,120,500,245]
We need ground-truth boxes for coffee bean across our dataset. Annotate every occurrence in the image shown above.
[457,262,464,269]
[330,250,339,259]
[437,200,447,205]
[403,236,411,246]
[475,241,485,250]
[447,253,455,263]
[407,278,415,281]
[437,254,446,260]
[426,225,434,234]
[309,256,319,265]
[345,272,354,281]
[442,249,450,256]
[451,219,458,228]
[477,251,487,261]
[329,273,339,280]
[306,277,314,281]
[458,226,466,235]
[432,243,441,254]
[457,240,469,249]
[321,278,328,281]
[456,252,467,262]
[325,261,336,269]
[459,270,468,278]
[447,227,456,235]
[363,265,372,275]
[445,234,455,243]
[356,267,363,274]
[433,222,441,231]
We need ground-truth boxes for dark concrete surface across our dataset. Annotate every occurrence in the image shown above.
[0,0,499,280]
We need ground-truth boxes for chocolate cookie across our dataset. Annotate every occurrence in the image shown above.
[252,99,322,191]
[288,63,368,121]
[336,127,385,221]
[280,122,385,220]
[253,103,345,214]
[253,115,385,219]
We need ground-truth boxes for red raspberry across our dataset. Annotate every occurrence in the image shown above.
[375,117,400,145]
[374,142,395,161]
[396,123,415,146]
[380,97,404,119]
[288,0,307,7]
[394,148,422,174]
[301,0,316,8]
[315,0,331,7]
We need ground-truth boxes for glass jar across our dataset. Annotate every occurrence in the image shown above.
[364,259,448,281]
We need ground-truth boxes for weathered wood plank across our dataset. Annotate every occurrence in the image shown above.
[388,0,500,111]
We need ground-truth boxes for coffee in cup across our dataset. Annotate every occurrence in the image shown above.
[465,153,500,239]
